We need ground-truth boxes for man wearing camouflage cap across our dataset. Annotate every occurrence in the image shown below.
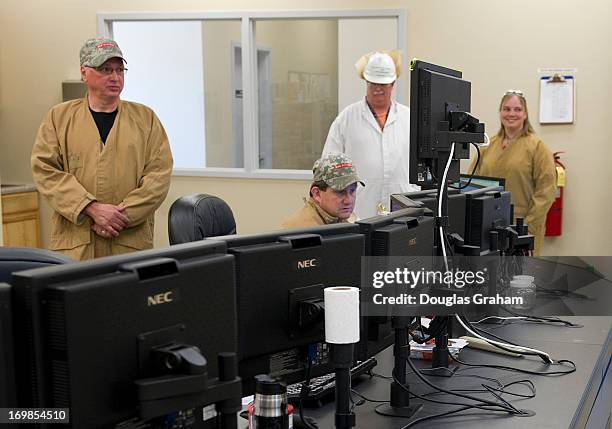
[281,153,364,229]
[31,38,173,260]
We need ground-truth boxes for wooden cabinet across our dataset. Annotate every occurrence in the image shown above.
[1,191,41,248]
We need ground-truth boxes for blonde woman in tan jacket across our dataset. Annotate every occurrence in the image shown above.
[469,90,556,255]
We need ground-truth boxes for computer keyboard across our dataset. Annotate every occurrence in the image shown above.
[287,357,377,404]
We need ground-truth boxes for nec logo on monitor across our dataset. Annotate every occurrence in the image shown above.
[295,257,321,270]
[147,290,176,306]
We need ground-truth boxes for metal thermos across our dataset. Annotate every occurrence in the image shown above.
[249,374,290,429]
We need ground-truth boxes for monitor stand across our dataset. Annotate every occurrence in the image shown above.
[375,316,422,418]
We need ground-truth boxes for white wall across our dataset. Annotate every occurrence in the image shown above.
[338,18,398,110]
[0,0,610,255]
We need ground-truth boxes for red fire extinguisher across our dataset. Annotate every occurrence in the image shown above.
[545,151,565,236]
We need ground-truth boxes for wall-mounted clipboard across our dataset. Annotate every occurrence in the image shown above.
[539,72,574,124]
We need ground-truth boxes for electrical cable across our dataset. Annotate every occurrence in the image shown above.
[450,142,482,190]
[402,356,525,413]
[410,316,449,344]
[449,352,577,376]
[359,365,535,404]
[483,380,536,400]
[405,375,536,411]
[393,371,517,413]
[394,358,520,414]
[482,132,491,146]
[437,142,455,272]
[397,381,533,428]
[399,405,474,428]
[455,314,553,363]
[474,315,528,324]
[443,232,455,258]
[448,372,505,391]
[458,314,547,357]
[298,358,318,429]
[475,314,583,328]
[349,374,357,413]
[459,314,553,361]
[370,370,393,381]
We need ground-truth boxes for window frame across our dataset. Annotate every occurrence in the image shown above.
[98,9,407,179]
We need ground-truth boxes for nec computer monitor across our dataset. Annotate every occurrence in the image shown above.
[390,190,466,239]
[9,240,227,410]
[208,224,364,394]
[357,208,435,355]
[15,246,237,429]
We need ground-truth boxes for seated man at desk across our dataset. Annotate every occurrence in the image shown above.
[281,153,364,229]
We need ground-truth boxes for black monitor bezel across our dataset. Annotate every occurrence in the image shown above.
[9,240,227,408]
[40,252,237,427]
[409,60,471,185]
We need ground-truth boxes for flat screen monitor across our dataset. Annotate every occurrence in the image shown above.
[357,209,435,355]
[409,61,473,186]
[17,246,238,429]
[0,283,17,411]
[464,190,512,251]
[452,174,505,193]
[357,206,424,256]
[9,240,227,409]
[208,224,364,394]
[390,190,466,239]
[213,223,359,249]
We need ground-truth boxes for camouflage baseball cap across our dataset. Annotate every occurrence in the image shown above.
[80,38,126,67]
[313,153,365,191]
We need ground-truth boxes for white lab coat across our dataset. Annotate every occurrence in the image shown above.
[323,98,419,219]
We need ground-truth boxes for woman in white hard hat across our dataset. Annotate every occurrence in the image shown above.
[322,50,418,219]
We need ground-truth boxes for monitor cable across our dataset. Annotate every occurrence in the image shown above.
[449,351,577,376]
[410,316,448,345]
[449,142,482,190]
[455,314,553,363]
[298,357,319,429]
[399,356,533,415]
[475,314,583,328]
[430,143,458,373]
[459,314,552,359]
[437,142,456,271]
[398,378,536,429]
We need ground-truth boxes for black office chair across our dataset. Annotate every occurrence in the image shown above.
[168,193,237,245]
[0,247,74,283]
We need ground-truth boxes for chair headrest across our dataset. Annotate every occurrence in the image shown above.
[168,194,236,245]
[0,247,74,283]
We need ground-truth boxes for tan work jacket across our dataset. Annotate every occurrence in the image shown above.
[469,133,556,254]
[31,97,173,259]
[281,198,357,229]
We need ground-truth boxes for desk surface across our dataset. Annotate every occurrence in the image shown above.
[300,316,611,429]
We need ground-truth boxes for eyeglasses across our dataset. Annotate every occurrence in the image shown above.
[504,89,524,97]
[90,66,128,76]
[367,81,394,88]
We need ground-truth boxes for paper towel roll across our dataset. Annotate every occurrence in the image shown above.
[324,286,360,344]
